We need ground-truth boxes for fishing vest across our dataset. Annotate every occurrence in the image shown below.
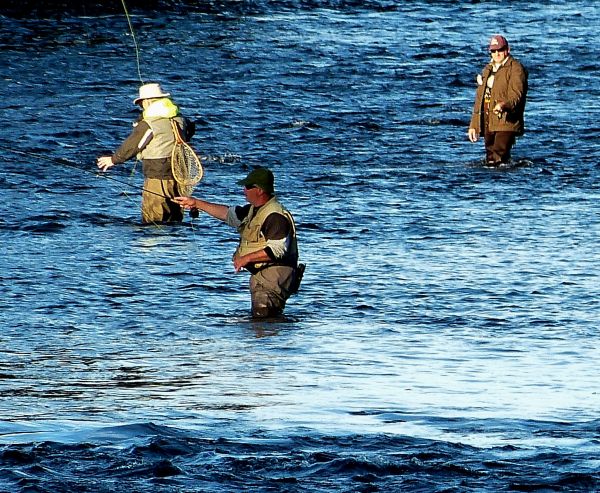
[138,116,184,160]
[236,197,298,270]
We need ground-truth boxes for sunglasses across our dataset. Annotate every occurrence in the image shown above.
[490,49,506,54]
[244,184,256,190]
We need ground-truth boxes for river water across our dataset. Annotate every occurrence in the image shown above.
[1,1,599,491]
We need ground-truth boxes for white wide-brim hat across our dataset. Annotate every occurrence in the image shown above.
[133,83,171,105]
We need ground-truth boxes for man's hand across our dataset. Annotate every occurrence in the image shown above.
[232,253,248,273]
[97,156,115,172]
[173,196,197,210]
[468,128,479,143]
[232,250,271,273]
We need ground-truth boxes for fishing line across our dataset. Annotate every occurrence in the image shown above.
[117,0,202,223]
[118,0,205,222]
[0,144,202,230]
[120,0,144,84]
[0,143,168,199]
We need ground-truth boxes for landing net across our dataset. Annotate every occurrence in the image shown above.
[171,120,203,197]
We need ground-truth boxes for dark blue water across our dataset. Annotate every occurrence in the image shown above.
[1,1,599,491]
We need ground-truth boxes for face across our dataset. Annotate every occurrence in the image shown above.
[490,47,508,63]
[244,184,272,206]
[244,184,262,205]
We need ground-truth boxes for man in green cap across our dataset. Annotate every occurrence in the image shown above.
[174,167,304,318]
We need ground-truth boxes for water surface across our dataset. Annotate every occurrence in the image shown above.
[1,1,599,491]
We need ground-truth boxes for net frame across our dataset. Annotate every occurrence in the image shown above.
[170,119,203,196]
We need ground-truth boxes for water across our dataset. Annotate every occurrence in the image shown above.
[1,1,599,491]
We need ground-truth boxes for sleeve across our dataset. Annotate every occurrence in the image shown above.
[224,204,252,228]
[111,120,153,164]
[262,213,292,260]
[504,61,528,112]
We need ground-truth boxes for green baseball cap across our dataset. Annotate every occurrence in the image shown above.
[237,167,274,194]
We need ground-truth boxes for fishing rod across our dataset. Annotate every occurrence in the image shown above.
[0,143,168,199]
[0,144,201,218]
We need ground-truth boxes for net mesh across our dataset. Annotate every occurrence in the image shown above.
[172,142,203,196]
[170,120,203,197]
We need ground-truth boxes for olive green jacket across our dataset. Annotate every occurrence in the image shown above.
[469,56,528,135]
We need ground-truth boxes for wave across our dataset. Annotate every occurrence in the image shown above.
[1,421,599,492]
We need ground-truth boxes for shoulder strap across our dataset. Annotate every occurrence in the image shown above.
[170,119,184,144]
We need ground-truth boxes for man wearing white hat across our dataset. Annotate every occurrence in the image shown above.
[468,35,528,165]
[97,83,195,223]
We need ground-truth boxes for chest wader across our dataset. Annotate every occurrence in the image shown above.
[237,198,301,317]
[138,118,184,224]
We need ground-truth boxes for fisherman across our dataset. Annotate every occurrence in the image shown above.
[174,167,304,318]
[97,83,195,223]
[468,35,528,165]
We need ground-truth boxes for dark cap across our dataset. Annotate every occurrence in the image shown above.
[488,35,509,51]
[237,167,274,194]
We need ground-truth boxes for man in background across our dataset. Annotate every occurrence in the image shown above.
[468,35,528,165]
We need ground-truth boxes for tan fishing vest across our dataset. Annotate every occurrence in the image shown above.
[138,116,184,160]
[236,197,298,269]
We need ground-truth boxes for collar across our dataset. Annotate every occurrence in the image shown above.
[491,55,511,71]
[143,98,179,119]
